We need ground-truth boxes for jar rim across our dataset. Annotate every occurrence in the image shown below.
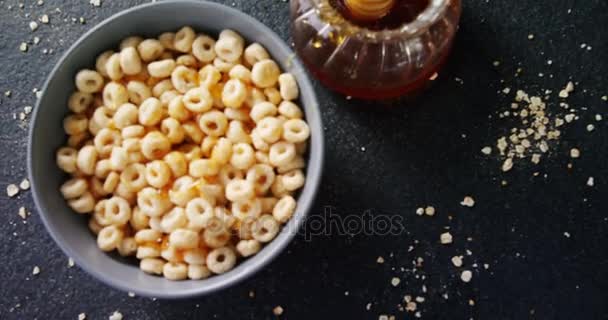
[313,0,450,40]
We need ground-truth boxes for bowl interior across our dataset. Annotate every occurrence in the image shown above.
[28,0,323,299]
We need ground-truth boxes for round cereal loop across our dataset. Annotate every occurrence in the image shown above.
[115,182,137,204]
[160,118,185,145]
[228,64,252,83]
[201,136,218,157]
[269,141,296,167]
[68,91,93,114]
[244,43,270,67]
[183,87,213,113]
[95,159,112,179]
[145,160,171,189]
[75,69,104,93]
[174,26,196,53]
[91,107,113,132]
[206,247,237,274]
[119,47,143,75]
[246,87,267,107]
[105,196,132,226]
[134,229,162,244]
[203,227,231,249]
[273,195,296,223]
[161,207,188,233]
[224,122,249,144]
[251,129,270,152]
[160,90,180,107]
[199,65,222,88]
[169,176,198,207]
[130,206,150,231]
[189,159,220,178]
[120,163,147,192]
[110,146,128,171]
[152,79,174,97]
[95,50,114,77]
[185,198,214,231]
[282,169,305,191]
[137,187,172,217]
[161,245,182,262]
[163,151,188,178]
[97,225,124,251]
[211,138,233,165]
[270,174,290,198]
[183,247,208,265]
[252,214,280,243]
[137,39,164,62]
[141,131,171,160]
[224,107,249,122]
[105,53,123,81]
[182,121,204,144]
[282,119,310,143]
[140,258,164,275]
[250,102,278,123]
[169,228,199,249]
[57,147,78,173]
[126,81,151,105]
[103,171,120,194]
[68,191,96,214]
[167,95,192,122]
[232,198,262,221]
[122,128,145,143]
[138,97,163,126]
[214,37,244,63]
[199,110,228,137]
[225,178,254,203]
[218,164,243,186]
[179,144,203,162]
[120,36,143,49]
[277,155,305,174]
[171,65,198,93]
[158,32,175,50]
[222,79,247,108]
[278,101,303,119]
[163,262,188,280]
[188,264,211,280]
[137,244,161,259]
[230,143,255,170]
[246,164,276,195]
[236,239,261,257]
[219,29,245,44]
[192,35,216,63]
[176,54,198,68]
[213,57,236,73]
[278,73,299,101]
[63,114,88,136]
[147,59,176,78]
[251,59,280,88]
[215,206,236,228]
[93,199,111,226]
[77,145,98,175]
[257,117,283,143]
[112,103,138,129]
[94,128,121,157]
[264,87,282,105]
[117,237,137,257]
[102,81,128,110]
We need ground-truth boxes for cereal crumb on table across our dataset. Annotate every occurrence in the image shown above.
[90,0,101,6]
[20,178,30,190]
[108,311,123,320]
[32,266,40,275]
[559,81,574,98]
[415,207,424,216]
[564,232,571,238]
[451,256,463,267]
[570,148,580,158]
[78,313,86,320]
[460,196,475,207]
[7,184,19,197]
[29,21,38,31]
[587,177,594,187]
[376,256,385,264]
[391,277,400,287]
[272,306,284,316]
[18,207,27,219]
[39,14,49,24]
[424,206,435,216]
[68,257,75,268]
[481,146,492,155]
[460,270,472,282]
[19,42,28,52]
[440,232,453,244]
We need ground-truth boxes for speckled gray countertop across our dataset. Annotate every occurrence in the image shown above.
[1,0,607,319]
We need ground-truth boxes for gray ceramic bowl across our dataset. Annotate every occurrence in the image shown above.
[28,0,323,299]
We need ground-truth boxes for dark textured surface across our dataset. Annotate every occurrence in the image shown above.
[1,0,607,319]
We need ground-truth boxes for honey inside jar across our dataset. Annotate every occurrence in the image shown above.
[330,0,430,30]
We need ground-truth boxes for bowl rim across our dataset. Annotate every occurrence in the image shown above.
[27,0,324,299]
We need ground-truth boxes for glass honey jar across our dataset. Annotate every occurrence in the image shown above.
[290,0,462,99]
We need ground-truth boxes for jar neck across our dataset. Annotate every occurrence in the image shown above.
[343,0,395,21]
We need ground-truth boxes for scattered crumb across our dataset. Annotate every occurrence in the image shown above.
[40,14,49,24]
[424,206,435,216]
[376,256,385,264]
[481,146,492,155]
[440,232,453,245]
[451,256,463,267]
[19,42,28,52]
[108,311,123,320]
[249,291,255,298]
[570,148,580,158]
[595,114,602,121]
[78,313,86,320]
[379,315,389,320]
[415,207,424,216]
[469,299,475,306]
[366,303,372,310]
[502,158,513,172]
[602,96,607,101]
[493,60,500,67]
[20,179,30,190]
[460,270,472,283]
[527,34,535,40]
[586,124,595,132]
[128,292,135,298]
[564,232,571,238]
[586,177,594,187]
[29,21,38,31]
[460,196,475,207]
[32,266,40,275]
[7,184,19,197]
[273,306,284,316]
[18,207,27,219]
[559,82,574,98]
[391,277,401,287]
[90,0,102,7]
[68,257,75,268]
